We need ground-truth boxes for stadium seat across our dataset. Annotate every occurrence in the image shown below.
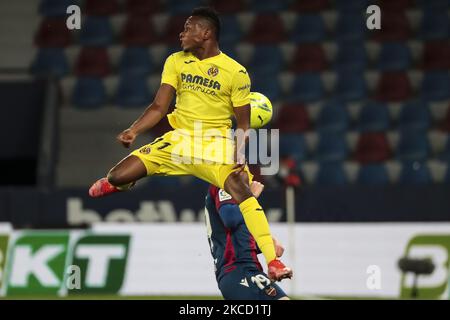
[74,47,111,77]
[246,14,287,44]
[34,17,72,47]
[289,73,325,103]
[377,42,412,71]
[78,16,113,46]
[219,15,243,47]
[372,12,410,42]
[290,0,330,12]
[119,47,153,76]
[116,75,151,108]
[358,102,390,132]
[279,134,309,162]
[163,15,189,44]
[209,0,246,13]
[72,77,106,108]
[378,0,413,11]
[316,133,349,162]
[440,104,450,132]
[398,101,431,131]
[31,48,69,78]
[335,72,368,102]
[315,162,348,186]
[335,0,371,12]
[290,44,328,72]
[39,0,73,17]
[251,73,282,102]
[357,164,390,185]
[398,161,432,185]
[125,0,161,16]
[375,72,412,102]
[121,15,158,46]
[438,135,450,161]
[249,45,284,75]
[421,41,450,70]
[334,42,368,72]
[275,103,311,133]
[249,0,287,12]
[290,14,327,43]
[419,10,450,40]
[396,130,430,162]
[354,132,392,164]
[85,0,119,15]
[421,71,450,101]
[166,0,204,14]
[335,13,366,43]
[316,100,350,133]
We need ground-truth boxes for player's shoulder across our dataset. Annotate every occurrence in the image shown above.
[220,52,248,74]
[167,50,194,63]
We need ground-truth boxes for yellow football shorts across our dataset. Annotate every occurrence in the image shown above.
[130,129,253,189]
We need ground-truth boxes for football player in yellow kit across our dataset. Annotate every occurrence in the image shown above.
[89,7,292,282]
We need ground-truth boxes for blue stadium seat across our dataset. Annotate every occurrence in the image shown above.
[119,47,154,76]
[334,42,368,72]
[249,0,287,12]
[398,161,432,185]
[416,0,449,9]
[396,130,430,161]
[316,100,350,133]
[421,71,450,101]
[221,43,238,61]
[279,133,308,162]
[316,133,349,162]
[249,45,284,75]
[165,0,203,14]
[72,77,106,108]
[78,17,113,46]
[419,10,450,40]
[251,72,282,102]
[31,48,69,77]
[335,72,368,102]
[219,15,243,47]
[398,101,431,131]
[335,13,366,43]
[358,102,390,132]
[315,162,348,186]
[39,0,74,17]
[357,164,390,185]
[290,14,327,43]
[289,73,324,103]
[377,42,412,71]
[116,75,151,107]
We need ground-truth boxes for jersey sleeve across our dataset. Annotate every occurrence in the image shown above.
[231,68,251,108]
[160,54,178,89]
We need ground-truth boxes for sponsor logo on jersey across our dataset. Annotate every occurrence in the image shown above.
[181,73,221,90]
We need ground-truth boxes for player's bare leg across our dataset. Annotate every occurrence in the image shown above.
[89,155,147,197]
[224,170,293,282]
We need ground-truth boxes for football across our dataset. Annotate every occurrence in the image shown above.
[250,91,273,129]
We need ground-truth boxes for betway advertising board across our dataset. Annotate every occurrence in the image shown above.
[0,223,449,298]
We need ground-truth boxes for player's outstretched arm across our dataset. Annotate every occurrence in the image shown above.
[117,84,175,148]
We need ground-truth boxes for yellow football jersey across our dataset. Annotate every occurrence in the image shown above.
[160,50,251,136]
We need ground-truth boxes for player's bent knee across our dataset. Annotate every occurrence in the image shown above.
[224,175,253,204]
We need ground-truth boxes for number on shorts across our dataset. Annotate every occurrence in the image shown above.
[251,274,271,290]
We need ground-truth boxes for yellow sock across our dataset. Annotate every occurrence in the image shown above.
[239,197,276,264]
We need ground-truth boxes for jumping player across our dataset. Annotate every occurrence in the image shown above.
[88,7,292,281]
[205,180,290,300]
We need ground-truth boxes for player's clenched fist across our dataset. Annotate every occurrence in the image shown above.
[117,129,137,148]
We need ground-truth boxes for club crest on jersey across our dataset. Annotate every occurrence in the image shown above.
[207,66,219,77]
[218,189,232,202]
[139,147,151,154]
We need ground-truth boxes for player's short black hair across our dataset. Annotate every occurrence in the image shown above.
[191,7,221,41]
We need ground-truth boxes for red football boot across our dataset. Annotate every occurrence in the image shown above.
[88,177,120,198]
[268,259,293,282]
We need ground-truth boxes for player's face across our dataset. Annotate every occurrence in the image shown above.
[179,16,206,52]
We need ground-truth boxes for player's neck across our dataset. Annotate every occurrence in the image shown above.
[191,44,221,61]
